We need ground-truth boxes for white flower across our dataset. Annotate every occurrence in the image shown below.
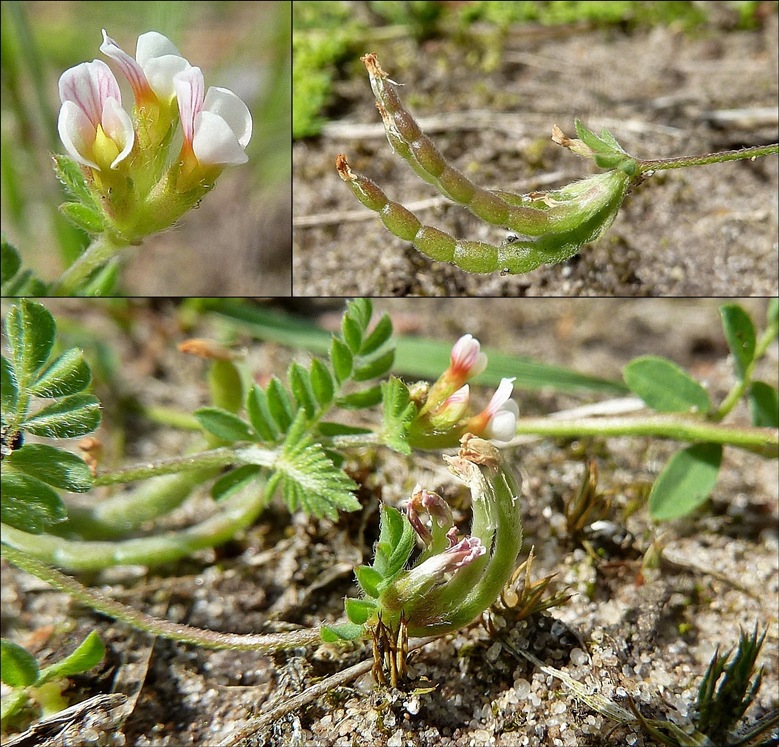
[100,29,190,104]
[173,66,252,166]
[57,60,134,170]
[482,377,519,442]
[173,67,252,165]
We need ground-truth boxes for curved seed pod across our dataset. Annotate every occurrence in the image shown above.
[364,53,550,236]
[362,53,635,239]
[377,435,523,637]
[336,154,630,274]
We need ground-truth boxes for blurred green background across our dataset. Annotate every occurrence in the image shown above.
[293,0,773,139]
[1,0,291,295]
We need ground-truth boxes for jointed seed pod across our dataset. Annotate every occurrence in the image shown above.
[337,53,638,275]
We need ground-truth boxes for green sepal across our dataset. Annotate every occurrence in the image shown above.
[52,154,97,206]
[345,597,378,625]
[1,639,39,687]
[39,631,104,682]
[320,622,365,642]
[59,202,106,234]
[355,565,384,598]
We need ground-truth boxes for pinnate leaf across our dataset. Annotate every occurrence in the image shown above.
[266,376,294,432]
[309,357,335,407]
[2,355,18,411]
[289,361,316,418]
[344,597,377,625]
[373,504,415,580]
[272,412,359,520]
[1,239,21,285]
[246,384,280,442]
[330,337,353,384]
[360,313,393,355]
[320,622,365,642]
[381,377,416,455]
[749,381,778,428]
[211,465,262,501]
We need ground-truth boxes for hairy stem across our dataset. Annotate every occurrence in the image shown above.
[50,233,129,295]
[92,445,277,486]
[1,543,323,652]
[514,415,777,457]
[637,143,778,173]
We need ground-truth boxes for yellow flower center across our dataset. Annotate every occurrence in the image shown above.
[92,124,121,171]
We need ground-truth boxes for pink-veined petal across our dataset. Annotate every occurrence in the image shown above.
[174,66,205,145]
[450,334,488,380]
[57,100,99,169]
[101,97,135,168]
[193,111,249,165]
[202,87,252,148]
[100,30,147,97]
[59,60,121,127]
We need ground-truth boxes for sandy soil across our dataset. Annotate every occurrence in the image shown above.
[293,16,778,296]
[1,298,777,746]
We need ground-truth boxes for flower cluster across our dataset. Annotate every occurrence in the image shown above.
[56,30,252,243]
[408,334,519,449]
